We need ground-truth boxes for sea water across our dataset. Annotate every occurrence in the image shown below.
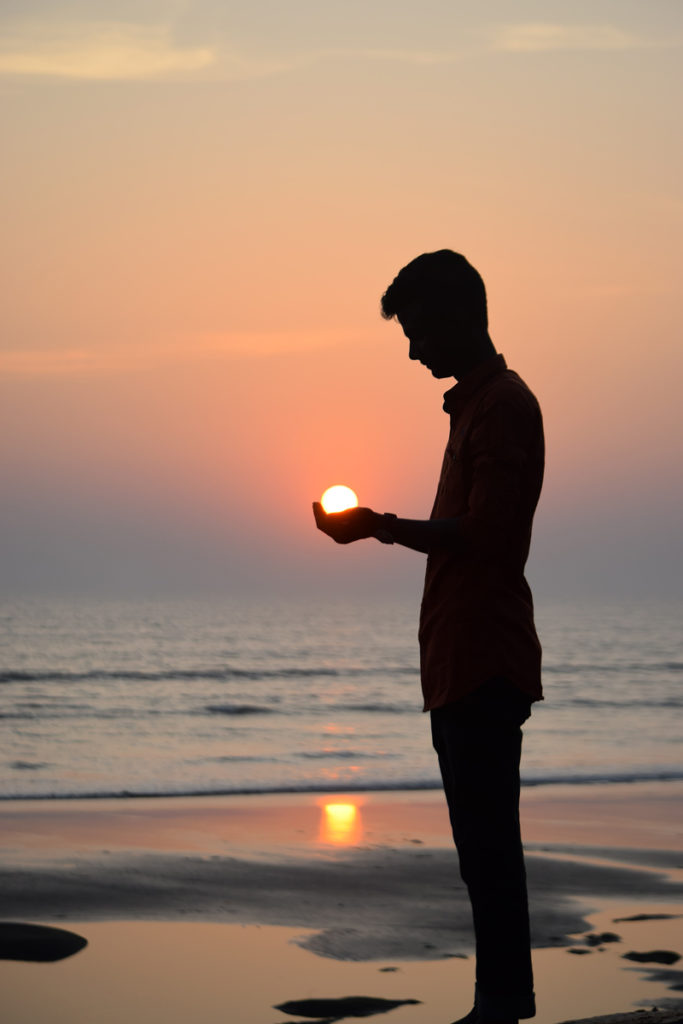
[0,596,681,800]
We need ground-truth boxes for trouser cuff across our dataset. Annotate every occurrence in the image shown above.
[476,983,536,1019]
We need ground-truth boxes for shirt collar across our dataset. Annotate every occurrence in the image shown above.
[442,353,507,414]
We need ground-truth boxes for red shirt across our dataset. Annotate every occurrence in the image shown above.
[419,353,544,710]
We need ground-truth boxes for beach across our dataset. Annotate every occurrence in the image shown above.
[1,782,682,1024]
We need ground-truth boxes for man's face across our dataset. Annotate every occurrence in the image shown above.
[396,302,458,379]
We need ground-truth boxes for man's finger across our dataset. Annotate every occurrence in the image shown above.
[312,501,328,530]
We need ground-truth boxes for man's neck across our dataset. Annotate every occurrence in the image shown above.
[453,332,497,382]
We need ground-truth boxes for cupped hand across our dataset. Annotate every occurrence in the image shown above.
[312,501,378,544]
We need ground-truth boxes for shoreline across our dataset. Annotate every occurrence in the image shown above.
[2,779,682,856]
[3,774,683,805]
[4,778,682,801]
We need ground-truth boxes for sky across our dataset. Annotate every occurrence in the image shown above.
[2,0,682,602]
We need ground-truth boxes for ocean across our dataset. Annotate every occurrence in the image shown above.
[1,596,681,801]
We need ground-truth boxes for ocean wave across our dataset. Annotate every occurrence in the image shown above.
[299,750,395,760]
[554,696,683,709]
[2,768,683,802]
[200,755,283,764]
[0,701,415,721]
[204,703,276,716]
[3,661,679,686]
[522,768,683,786]
[344,703,414,713]
[544,662,683,674]
[0,665,419,684]
[1,707,161,721]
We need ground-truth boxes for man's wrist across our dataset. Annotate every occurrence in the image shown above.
[374,512,397,544]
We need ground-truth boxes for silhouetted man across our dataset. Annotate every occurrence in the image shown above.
[313,250,544,1024]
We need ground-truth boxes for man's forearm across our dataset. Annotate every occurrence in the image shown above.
[373,514,461,554]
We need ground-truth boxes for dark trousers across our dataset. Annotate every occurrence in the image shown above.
[430,678,536,1020]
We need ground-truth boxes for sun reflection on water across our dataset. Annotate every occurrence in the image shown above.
[319,801,363,846]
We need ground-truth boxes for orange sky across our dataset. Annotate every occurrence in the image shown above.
[2,2,682,598]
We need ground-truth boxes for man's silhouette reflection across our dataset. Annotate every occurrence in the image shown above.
[313,251,544,1024]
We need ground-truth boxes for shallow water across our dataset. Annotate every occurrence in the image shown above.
[1,596,681,799]
[2,913,682,1024]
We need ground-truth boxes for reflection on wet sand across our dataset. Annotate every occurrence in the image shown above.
[319,802,363,846]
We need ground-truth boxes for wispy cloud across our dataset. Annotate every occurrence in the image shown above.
[0,329,367,376]
[1,15,679,82]
[0,21,214,80]
[0,349,117,376]
[491,23,667,53]
[0,23,462,83]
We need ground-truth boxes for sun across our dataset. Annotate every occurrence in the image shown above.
[320,485,359,514]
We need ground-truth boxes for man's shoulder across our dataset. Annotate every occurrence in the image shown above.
[465,371,544,454]
[480,367,540,411]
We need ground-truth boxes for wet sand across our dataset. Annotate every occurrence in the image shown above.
[1,783,682,1023]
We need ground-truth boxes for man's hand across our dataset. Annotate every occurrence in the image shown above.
[312,502,379,544]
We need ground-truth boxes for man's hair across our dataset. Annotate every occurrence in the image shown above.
[380,250,488,330]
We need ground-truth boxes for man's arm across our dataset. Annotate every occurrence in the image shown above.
[312,502,460,554]
[373,513,461,553]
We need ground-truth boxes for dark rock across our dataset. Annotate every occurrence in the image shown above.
[568,947,592,955]
[622,950,681,965]
[613,913,681,923]
[274,996,421,1019]
[556,1009,683,1024]
[586,932,621,946]
[0,922,87,962]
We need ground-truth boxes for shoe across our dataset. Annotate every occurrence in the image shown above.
[450,1014,518,1024]
[450,1010,479,1024]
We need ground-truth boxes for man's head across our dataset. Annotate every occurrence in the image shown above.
[381,250,492,380]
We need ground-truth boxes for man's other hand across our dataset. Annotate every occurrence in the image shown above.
[312,502,379,544]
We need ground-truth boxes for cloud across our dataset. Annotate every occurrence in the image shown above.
[491,23,662,53]
[0,21,214,80]
[2,15,678,83]
[0,329,368,376]
[0,349,121,376]
[0,16,312,82]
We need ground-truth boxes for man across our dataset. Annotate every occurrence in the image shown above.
[313,250,544,1024]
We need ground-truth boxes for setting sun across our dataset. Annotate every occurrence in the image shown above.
[320,485,359,514]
